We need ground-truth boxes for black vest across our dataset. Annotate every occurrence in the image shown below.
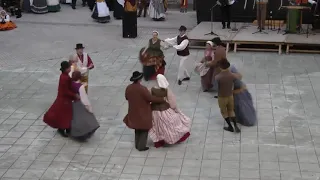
[177,35,190,56]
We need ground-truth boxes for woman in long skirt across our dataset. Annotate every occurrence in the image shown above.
[92,0,110,23]
[149,74,191,148]
[47,0,61,12]
[148,0,165,21]
[195,41,214,92]
[31,0,48,13]
[230,65,257,126]
[140,31,166,81]
[70,71,100,141]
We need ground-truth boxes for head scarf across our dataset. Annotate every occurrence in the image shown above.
[0,10,6,17]
[206,41,213,47]
[152,30,159,36]
[157,74,169,89]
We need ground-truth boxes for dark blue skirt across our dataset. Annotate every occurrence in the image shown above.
[234,89,257,126]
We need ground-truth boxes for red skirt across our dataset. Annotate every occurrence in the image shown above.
[149,66,165,80]
[0,21,17,31]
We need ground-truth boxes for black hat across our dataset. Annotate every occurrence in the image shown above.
[130,71,144,82]
[60,61,70,72]
[179,25,187,31]
[212,37,223,46]
[75,43,85,49]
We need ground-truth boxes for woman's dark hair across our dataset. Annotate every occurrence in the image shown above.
[60,61,70,72]
[211,37,226,47]
[219,58,230,70]
[72,71,81,81]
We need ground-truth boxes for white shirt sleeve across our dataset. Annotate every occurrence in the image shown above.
[308,0,316,4]
[68,65,75,78]
[165,37,177,45]
[173,39,189,51]
[79,85,91,107]
[4,15,10,22]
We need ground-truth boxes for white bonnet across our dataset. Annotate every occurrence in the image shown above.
[206,41,213,47]
[156,74,169,88]
[152,30,159,36]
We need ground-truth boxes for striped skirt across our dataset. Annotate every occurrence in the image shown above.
[149,108,191,144]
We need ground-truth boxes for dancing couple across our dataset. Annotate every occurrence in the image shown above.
[195,38,257,127]
[43,44,99,141]
[124,71,191,151]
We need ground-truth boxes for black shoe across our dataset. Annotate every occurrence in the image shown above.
[182,77,190,81]
[227,25,231,29]
[72,6,76,9]
[224,126,234,132]
[57,129,68,137]
[65,128,71,135]
[231,118,241,133]
[224,118,234,132]
[222,26,226,29]
[214,96,218,98]
[137,147,149,151]
[178,80,182,85]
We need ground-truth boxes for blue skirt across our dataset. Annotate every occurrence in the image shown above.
[234,89,257,126]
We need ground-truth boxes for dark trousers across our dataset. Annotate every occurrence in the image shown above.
[138,0,148,17]
[71,0,87,7]
[134,129,148,150]
[220,5,231,27]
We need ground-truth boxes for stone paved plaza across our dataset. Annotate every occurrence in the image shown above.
[1,6,320,180]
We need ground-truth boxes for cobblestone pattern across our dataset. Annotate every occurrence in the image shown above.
[1,9,320,180]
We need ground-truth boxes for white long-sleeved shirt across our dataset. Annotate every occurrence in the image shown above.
[308,0,316,4]
[1,15,10,22]
[165,34,189,51]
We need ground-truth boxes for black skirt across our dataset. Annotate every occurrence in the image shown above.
[105,0,114,11]
[113,0,124,19]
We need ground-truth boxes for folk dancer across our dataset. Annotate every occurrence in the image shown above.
[70,71,100,141]
[207,37,227,92]
[0,10,17,31]
[194,41,214,92]
[123,71,165,151]
[165,25,191,85]
[69,43,94,93]
[215,59,241,133]
[148,0,165,21]
[140,31,166,81]
[217,0,232,29]
[92,0,111,23]
[137,0,148,17]
[43,61,80,137]
[149,74,191,148]
[224,60,257,126]
[180,0,187,12]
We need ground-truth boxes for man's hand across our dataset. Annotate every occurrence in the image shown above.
[88,64,94,69]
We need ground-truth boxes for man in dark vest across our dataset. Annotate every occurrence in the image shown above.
[165,25,191,85]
